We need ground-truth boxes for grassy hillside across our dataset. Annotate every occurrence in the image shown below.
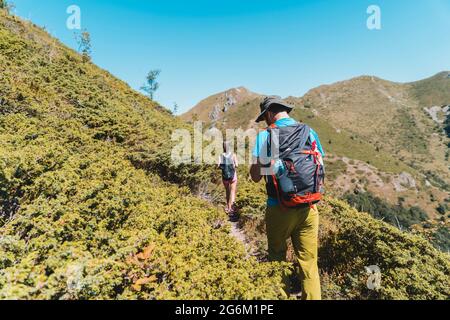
[411,71,450,108]
[288,102,448,220]
[185,92,409,174]
[0,10,288,299]
[235,175,450,300]
[182,74,450,220]
[301,75,449,189]
[0,9,448,300]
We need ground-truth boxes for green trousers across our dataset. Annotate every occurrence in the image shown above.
[265,205,321,300]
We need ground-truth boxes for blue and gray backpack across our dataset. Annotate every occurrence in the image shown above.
[265,122,325,208]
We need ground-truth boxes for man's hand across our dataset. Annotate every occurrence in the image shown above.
[250,163,263,183]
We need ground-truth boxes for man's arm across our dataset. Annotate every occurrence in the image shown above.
[250,131,268,183]
[250,160,263,183]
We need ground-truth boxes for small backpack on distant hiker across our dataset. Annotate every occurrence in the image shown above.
[220,153,236,181]
[265,122,325,208]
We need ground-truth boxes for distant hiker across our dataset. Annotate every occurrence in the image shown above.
[219,141,239,219]
[250,97,325,300]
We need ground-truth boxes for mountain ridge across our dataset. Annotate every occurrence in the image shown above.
[182,71,450,121]
[182,72,450,220]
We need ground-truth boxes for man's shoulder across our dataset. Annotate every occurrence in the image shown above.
[256,129,269,139]
[309,127,321,138]
[253,129,269,158]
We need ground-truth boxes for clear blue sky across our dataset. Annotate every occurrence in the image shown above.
[12,0,450,113]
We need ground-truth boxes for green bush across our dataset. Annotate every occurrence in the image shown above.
[319,198,449,300]
[1,8,448,301]
[0,12,288,299]
[344,191,428,229]
[235,178,450,300]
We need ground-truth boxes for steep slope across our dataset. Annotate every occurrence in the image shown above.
[1,9,448,301]
[181,87,262,129]
[410,71,450,108]
[287,98,448,222]
[301,74,449,188]
[235,174,450,300]
[0,10,287,299]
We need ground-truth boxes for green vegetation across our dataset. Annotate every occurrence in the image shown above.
[172,102,179,115]
[290,107,409,174]
[183,72,449,221]
[410,71,450,108]
[424,170,450,192]
[0,138,286,299]
[236,178,450,300]
[1,9,448,300]
[0,11,288,299]
[344,191,428,229]
[319,198,449,299]
[325,159,347,180]
[394,108,428,154]
[437,203,448,216]
[225,98,261,129]
[410,220,450,253]
[430,225,450,253]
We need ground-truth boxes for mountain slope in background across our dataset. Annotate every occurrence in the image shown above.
[300,74,449,181]
[181,87,261,129]
[0,9,448,300]
[182,74,450,223]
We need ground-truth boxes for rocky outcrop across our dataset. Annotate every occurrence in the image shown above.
[392,172,417,192]
[222,91,238,113]
[209,104,221,121]
[424,105,450,124]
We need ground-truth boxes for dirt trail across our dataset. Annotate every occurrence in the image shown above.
[229,221,247,243]
[228,217,255,258]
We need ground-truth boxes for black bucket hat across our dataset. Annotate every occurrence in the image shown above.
[255,96,293,123]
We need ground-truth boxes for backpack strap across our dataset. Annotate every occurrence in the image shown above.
[265,123,278,160]
[269,159,287,212]
[267,122,311,160]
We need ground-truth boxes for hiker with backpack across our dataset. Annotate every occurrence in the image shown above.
[219,141,239,218]
[250,97,325,300]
